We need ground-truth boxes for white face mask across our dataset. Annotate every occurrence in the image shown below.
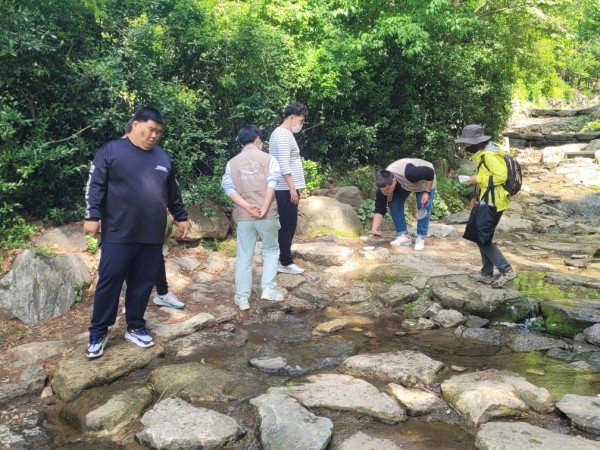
[292,123,303,133]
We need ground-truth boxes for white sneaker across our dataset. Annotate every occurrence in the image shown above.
[234,295,250,311]
[390,234,412,246]
[261,286,284,302]
[153,291,185,309]
[278,263,305,274]
[414,237,425,251]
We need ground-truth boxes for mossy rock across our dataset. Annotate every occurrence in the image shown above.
[352,264,421,284]
[540,301,592,338]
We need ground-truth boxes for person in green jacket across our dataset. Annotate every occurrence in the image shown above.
[456,124,517,289]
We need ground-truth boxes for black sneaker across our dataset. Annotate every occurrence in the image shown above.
[124,326,155,348]
[86,334,108,358]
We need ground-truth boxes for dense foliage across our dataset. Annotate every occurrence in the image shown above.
[1,0,598,246]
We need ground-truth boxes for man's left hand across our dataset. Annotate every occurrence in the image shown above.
[178,221,190,239]
[421,192,429,207]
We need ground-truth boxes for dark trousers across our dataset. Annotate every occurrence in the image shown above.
[154,253,168,296]
[89,242,163,338]
[275,190,298,266]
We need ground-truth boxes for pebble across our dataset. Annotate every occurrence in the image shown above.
[451,365,468,372]
[526,368,546,376]
[363,332,377,338]
[394,331,407,336]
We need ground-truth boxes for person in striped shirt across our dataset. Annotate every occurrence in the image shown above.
[268,102,308,275]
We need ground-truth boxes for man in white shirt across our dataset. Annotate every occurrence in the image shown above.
[268,102,309,274]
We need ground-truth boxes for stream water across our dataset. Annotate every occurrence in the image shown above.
[41,300,600,450]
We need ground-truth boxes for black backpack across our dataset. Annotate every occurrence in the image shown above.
[478,153,523,196]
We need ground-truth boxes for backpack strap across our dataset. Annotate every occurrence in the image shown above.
[477,155,495,205]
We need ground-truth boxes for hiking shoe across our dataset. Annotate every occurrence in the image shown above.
[125,327,155,348]
[414,237,425,251]
[468,273,494,285]
[86,334,108,358]
[261,286,284,302]
[278,263,305,274]
[153,291,185,309]
[390,234,412,246]
[491,270,517,289]
[234,295,250,311]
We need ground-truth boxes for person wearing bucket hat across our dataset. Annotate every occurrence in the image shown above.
[370,158,436,251]
[455,124,517,289]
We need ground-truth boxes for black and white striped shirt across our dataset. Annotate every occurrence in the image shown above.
[268,127,306,191]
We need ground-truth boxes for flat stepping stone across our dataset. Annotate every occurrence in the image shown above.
[250,393,333,450]
[476,422,600,449]
[557,394,600,434]
[338,431,404,450]
[339,350,445,386]
[387,383,447,416]
[269,373,406,424]
[7,341,65,368]
[146,312,215,341]
[136,397,241,449]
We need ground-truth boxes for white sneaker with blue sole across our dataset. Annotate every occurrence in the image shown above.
[153,291,185,308]
[86,334,108,358]
[125,327,155,348]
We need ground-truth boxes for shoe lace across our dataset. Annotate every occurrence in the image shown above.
[132,327,149,336]
[89,334,105,345]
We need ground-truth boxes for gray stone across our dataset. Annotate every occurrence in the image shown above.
[0,250,90,324]
[444,212,470,224]
[411,223,457,238]
[295,286,329,304]
[336,287,372,304]
[557,394,600,434]
[52,340,164,401]
[476,422,600,450]
[457,327,507,347]
[249,357,287,375]
[422,302,442,319]
[387,383,447,416]
[60,384,152,432]
[441,369,554,426]
[0,365,46,407]
[136,397,241,449]
[379,283,419,308]
[150,362,240,402]
[508,333,568,352]
[584,324,600,345]
[495,214,534,232]
[401,318,436,330]
[297,196,362,236]
[32,223,88,250]
[465,315,490,328]
[178,202,230,240]
[146,312,215,341]
[250,393,333,450]
[339,350,445,386]
[338,432,403,450]
[7,341,65,368]
[315,319,346,333]
[269,373,406,424]
[429,275,531,321]
[277,273,306,290]
[431,309,466,328]
[312,186,364,207]
[174,256,201,271]
[292,242,354,266]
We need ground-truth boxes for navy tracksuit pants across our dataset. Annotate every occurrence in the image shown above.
[89,242,163,338]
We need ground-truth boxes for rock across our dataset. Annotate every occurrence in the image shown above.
[277,273,306,290]
[60,384,152,432]
[32,223,88,250]
[476,422,600,450]
[339,350,445,386]
[150,362,241,402]
[269,373,406,424]
[378,283,419,308]
[295,286,329,305]
[0,423,51,450]
[7,341,65,368]
[410,223,457,238]
[428,275,531,322]
[451,366,468,372]
[0,365,46,408]
[441,369,555,426]
[465,315,489,328]
[431,309,466,328]
[336,287,373,304]
[292,242,354,266]
[588,139,600,153]
[545,273,600,290]
[0,250,90,324]
[401,318,436,330]
[584,323,600,345]
[495,214,534,232]
[557,394,600,435]
[146,312,215,341]
[171,330,248,358]
[387,383,447,416]
[174,256,201,271]
[204,253,232,274]
[337,431,402,450]
[249,357,287,375]
[311,186,364,207]
[541,300,600,338]
[297,196,362,237]
[315,319,346,333]
[422,302,442,319]
[508,333,568,352]
[52,341,164,402]
[177,202,230,240]
[136,397,241,449]
[444,212,470,225]
[456,327,507,347]
[250,393,333,450]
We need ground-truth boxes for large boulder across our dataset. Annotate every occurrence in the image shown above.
[311,186,364,207]
[0,365,46,408]
[297,196,362,237]
[556,394,600,435]
[292,242,354,266]
[0,250,90,324]
[32,223,88,251]
[176,202,230,241]
[428,275,532,322]
[441,369,554,426]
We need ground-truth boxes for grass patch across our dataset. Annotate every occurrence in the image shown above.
[0,323,26,346]
[306,226,361,239]
[200,238,237,257]
[352,264,421,284]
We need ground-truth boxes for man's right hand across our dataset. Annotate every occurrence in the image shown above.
[83,220,100,237]
[370,229,382,237]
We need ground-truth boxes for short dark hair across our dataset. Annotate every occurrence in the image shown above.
[132,106,164,125]
[124,119,133,135]
[238,125,262,146]
[375,170,395,188]
[283,102,308,119]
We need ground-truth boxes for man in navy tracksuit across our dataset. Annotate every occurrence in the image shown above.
[83,106,189,358]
